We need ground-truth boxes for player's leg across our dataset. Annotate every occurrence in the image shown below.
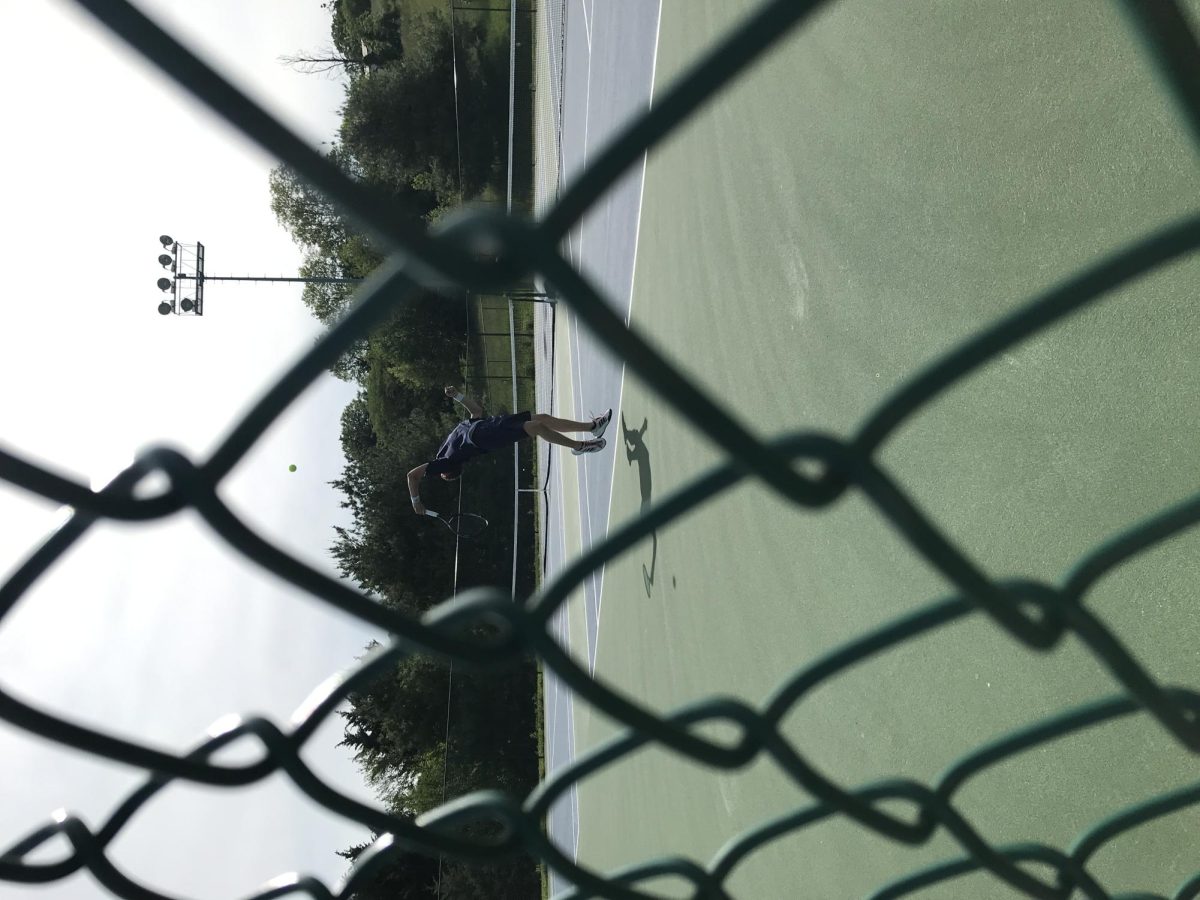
[532,409,612,436]
[530,412,593,432]
[523,420,606,454]
[524,420,583,449]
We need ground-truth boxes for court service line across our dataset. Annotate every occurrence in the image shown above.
[568,4,600,673]
[588,0,664,679]
[567,313,595,603]
[570,310,604,676]
[581,0,594,182]
[547,318,582,868]
[579,0,592,53]
[554,441,582,862]
[564,0,595,287]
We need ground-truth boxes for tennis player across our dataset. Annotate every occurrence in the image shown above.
[408,385,611,515]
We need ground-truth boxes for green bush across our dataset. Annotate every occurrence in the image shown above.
[340,11,508,205]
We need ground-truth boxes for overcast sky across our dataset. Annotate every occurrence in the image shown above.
[0,2,394,897]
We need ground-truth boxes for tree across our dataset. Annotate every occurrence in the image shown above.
[268,143,436,268]
[339,11,508,204]
[298,247,359,325]
[329,391,459,611]
[330,336,371,384]
[338,835,441,900]
[368,292,467,391]
[268,157,354,254]
[278,47,376,78]
[280,10,403,78]
[339,650,451,790]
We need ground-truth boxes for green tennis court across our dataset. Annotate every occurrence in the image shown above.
[561,1,1200,896]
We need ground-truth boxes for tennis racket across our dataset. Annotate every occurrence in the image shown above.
[424,509,489,538]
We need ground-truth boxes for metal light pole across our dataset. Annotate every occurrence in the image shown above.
[154,235,364,316]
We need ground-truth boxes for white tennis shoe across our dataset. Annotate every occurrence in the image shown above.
[590,408,613,439]
[572,438,607,456]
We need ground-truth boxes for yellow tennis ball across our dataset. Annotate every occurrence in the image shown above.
[288,464,297,472]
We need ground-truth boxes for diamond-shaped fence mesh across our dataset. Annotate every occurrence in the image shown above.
[2,0,1200,898]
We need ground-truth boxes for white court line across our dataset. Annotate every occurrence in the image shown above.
[564,0,595,290]
[570,311,603,676]
[571,8,597,670]
[568,598,580,863]
[588,0,664,680]
[581,2,594,177]
[554,436,582,863]
[579,0,592,53]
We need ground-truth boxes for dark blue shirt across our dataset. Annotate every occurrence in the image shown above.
[425,419,484,477]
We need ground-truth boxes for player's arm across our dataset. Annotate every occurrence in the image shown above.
[444,385,483,418]
[407,464,428,515]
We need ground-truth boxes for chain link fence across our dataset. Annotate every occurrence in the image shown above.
[2,0,1200,898]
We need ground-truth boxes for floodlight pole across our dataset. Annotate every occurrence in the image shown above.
[155,235,557,316]
[174,275,365,284]
[156,236,364,317]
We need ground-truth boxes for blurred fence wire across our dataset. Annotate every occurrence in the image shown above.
[2,0,1200,899]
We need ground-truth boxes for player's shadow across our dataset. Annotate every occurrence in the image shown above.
[621,413,656,597]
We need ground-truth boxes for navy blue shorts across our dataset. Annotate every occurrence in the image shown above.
[471,411,532,451]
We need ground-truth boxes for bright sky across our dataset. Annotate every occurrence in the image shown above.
[1,2,390,897]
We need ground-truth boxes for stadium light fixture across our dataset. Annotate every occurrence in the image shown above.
[155,236,363,318]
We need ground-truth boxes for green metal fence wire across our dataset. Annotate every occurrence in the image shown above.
[2,0,1199,898]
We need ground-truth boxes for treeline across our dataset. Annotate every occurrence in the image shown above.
[270,1,539,896]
